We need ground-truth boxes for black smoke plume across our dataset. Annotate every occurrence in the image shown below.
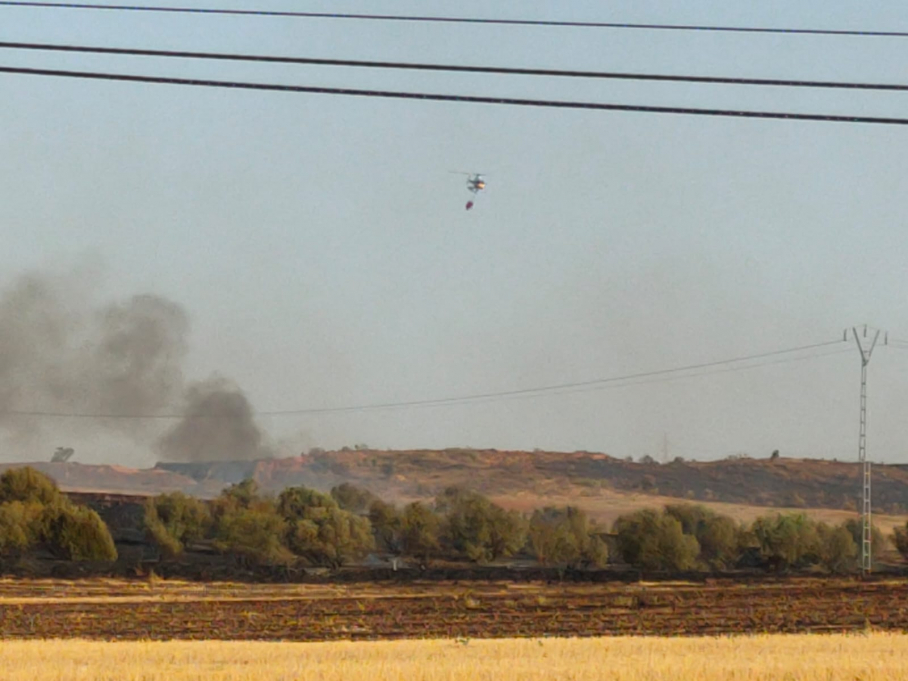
[156,376,273,462]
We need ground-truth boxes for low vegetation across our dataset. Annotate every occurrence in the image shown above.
[0,467,117,563]
[0,466,902,576]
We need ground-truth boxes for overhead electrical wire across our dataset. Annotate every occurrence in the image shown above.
[3,65,908,126]
[0,339,846,420]
[1,1,907,38]
[3,41,908,92]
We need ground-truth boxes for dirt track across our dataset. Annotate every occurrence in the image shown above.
[2,578,908,640]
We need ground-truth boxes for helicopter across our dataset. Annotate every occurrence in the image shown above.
[451,172,486,210]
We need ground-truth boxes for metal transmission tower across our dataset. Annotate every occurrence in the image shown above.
[848,325,887,574]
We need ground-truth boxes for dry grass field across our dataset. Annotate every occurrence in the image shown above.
[3,634,908,680]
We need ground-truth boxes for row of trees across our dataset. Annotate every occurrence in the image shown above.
[145,481,610,569]
[0,468,117,562]
[145,479,901,574]
[0,467,905,576]
[614,504,885,573]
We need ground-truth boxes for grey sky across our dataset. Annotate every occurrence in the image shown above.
[2,1,908,467]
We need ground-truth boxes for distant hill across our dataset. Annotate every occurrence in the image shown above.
[3,448,907,517]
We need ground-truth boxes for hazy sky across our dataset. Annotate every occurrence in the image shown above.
[3,1,908,467]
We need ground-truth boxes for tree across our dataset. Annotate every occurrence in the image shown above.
[209,479,293,566]
[330,483,380,515]
[213,504,293,566]
[816,522,858,574]
[436,488,526,563]
[0,467,61,506]
[0,502,35,557]
[143,492,211,558]
[613,509,699,572]
[277,486,374,567]
[750,513,819,571]
[528,506,608,568]
[42,502,117,562]
[369,500,403,553]
[400,501,441,563]
[664,504,741,569]
[843,518,887,557]
[891,522,908,560]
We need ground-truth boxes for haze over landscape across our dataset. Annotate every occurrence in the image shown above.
[3,1,908,468]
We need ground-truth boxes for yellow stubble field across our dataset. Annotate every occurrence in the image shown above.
[3,634,908,681]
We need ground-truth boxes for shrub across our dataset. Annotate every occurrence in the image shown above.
[664,504,741,569]
[815,522,858,573]
[0,467,61,506]
[613,509,699,572]
[528,506,608,568]
[892,522,908,559]
[0,502,35,556]
[436,488,526,563]
[213,504,293,566]
[400,501,441,562]
[750,513,819,570]
[369,500,403,553]
[43,503,118,562]
[144,492,211,558]
[278,486,374,567]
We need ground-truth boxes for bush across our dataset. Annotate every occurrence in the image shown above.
[144,492,211,558]
[613,509,699,572]
[0,467,61,506]
[43,503,117,562]
[369,500,403,553]
[278,486,374,567]
[843,518,887,556]
[892,522,908,560]
[400,501,441,562]
[436,488,526,563]
[0,502,35,556]
[815,522,858,573]
[213,504,293,566]
[750,513,819,571]
[664,504,741,569]
[528,506,608,568]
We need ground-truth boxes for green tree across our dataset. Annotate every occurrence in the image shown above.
[750,513,819,570]
[144,492,211,558]
[436,488,526,563]
[209,479,293,566]
[43,502,118,562]
[528,506,607,568]
[843,518,887,557]
[213,504,293,566]
[664,504,741,569]
[891,522,908,560]
[613,509,699,572]
[400,501,441,563]
[369,500,403,553]
[277,486,374,567]
[0,502,34,556]
[816,522,858,574]
[0,467,61,506]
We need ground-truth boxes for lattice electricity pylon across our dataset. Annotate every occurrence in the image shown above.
[847,325,887,575]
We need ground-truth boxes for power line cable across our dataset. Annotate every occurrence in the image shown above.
[3,65,908,125]
[402,347,851,412]
[1,2,907,38]
[0,339,846,419]
[4,41,908,92]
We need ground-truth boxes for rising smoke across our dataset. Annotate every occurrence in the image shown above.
[0,267,271,463]
[157,376,273,462]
